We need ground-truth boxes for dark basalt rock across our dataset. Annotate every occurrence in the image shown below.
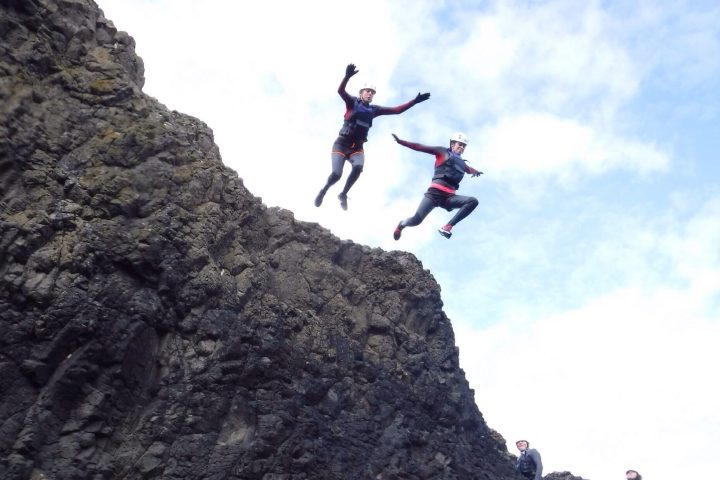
[543,472,589,480]
[2,1,529,479]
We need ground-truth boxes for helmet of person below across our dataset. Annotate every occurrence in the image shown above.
[450,132,469,145]
[359,82,377,94]
[625,470,642,480]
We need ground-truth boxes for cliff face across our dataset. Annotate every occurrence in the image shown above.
[0,1,517,479]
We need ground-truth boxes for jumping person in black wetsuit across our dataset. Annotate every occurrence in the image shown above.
[314,63,430,210]
[392,132,482,240]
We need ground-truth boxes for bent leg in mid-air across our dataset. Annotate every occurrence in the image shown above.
[438,195,478,238]
[393,196,436,240]
[315,150,347,207]
[337,151,364,210]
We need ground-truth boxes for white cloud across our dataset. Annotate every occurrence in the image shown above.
[375,1,669,197]
[455,195,720,480]
[458,287,720,480]
[476,112,669,181]
[395,1,639,119]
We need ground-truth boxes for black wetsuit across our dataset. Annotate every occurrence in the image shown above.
[315,72,426,208]
[395,139,481,230]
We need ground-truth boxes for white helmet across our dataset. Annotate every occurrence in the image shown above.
[450,132,469,145]
[359,82,377,94]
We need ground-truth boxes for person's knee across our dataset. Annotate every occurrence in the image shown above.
[328,172,341,183]
[407,214,422,226]
[466,197,479,208]
[351,165,364,174]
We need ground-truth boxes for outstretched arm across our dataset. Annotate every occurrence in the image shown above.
[338,63,358,104]
[374,92,431,116]
[465,164,483,177]
[392,133,444,155]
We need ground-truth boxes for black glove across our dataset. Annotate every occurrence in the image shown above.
[392,133,401,143]
[345,64,359,78]
[471,171,483,178]
[414,92,431,103]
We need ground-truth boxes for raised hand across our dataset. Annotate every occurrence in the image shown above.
[414,92,431,103]
[392,133,401,143]
[471,171,484,178]
[345,64,359,78]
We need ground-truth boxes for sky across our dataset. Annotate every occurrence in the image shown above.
[96,1,720,479]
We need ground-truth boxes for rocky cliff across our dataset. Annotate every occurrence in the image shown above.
[1,1,519,479]
[543,473,587,480]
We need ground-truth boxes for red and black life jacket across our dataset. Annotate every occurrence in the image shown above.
[338,98,375,143]
[432,149,467,190]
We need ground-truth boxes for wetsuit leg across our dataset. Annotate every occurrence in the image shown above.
[400,196,436,228]
[340,151,365,195]
[325,150,346,187]
[319,151,345,191]
[444,195,478,226]
[315,150,347,207]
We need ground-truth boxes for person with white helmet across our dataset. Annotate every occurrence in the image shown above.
[314,63,431,210]
[392,131,482,240]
